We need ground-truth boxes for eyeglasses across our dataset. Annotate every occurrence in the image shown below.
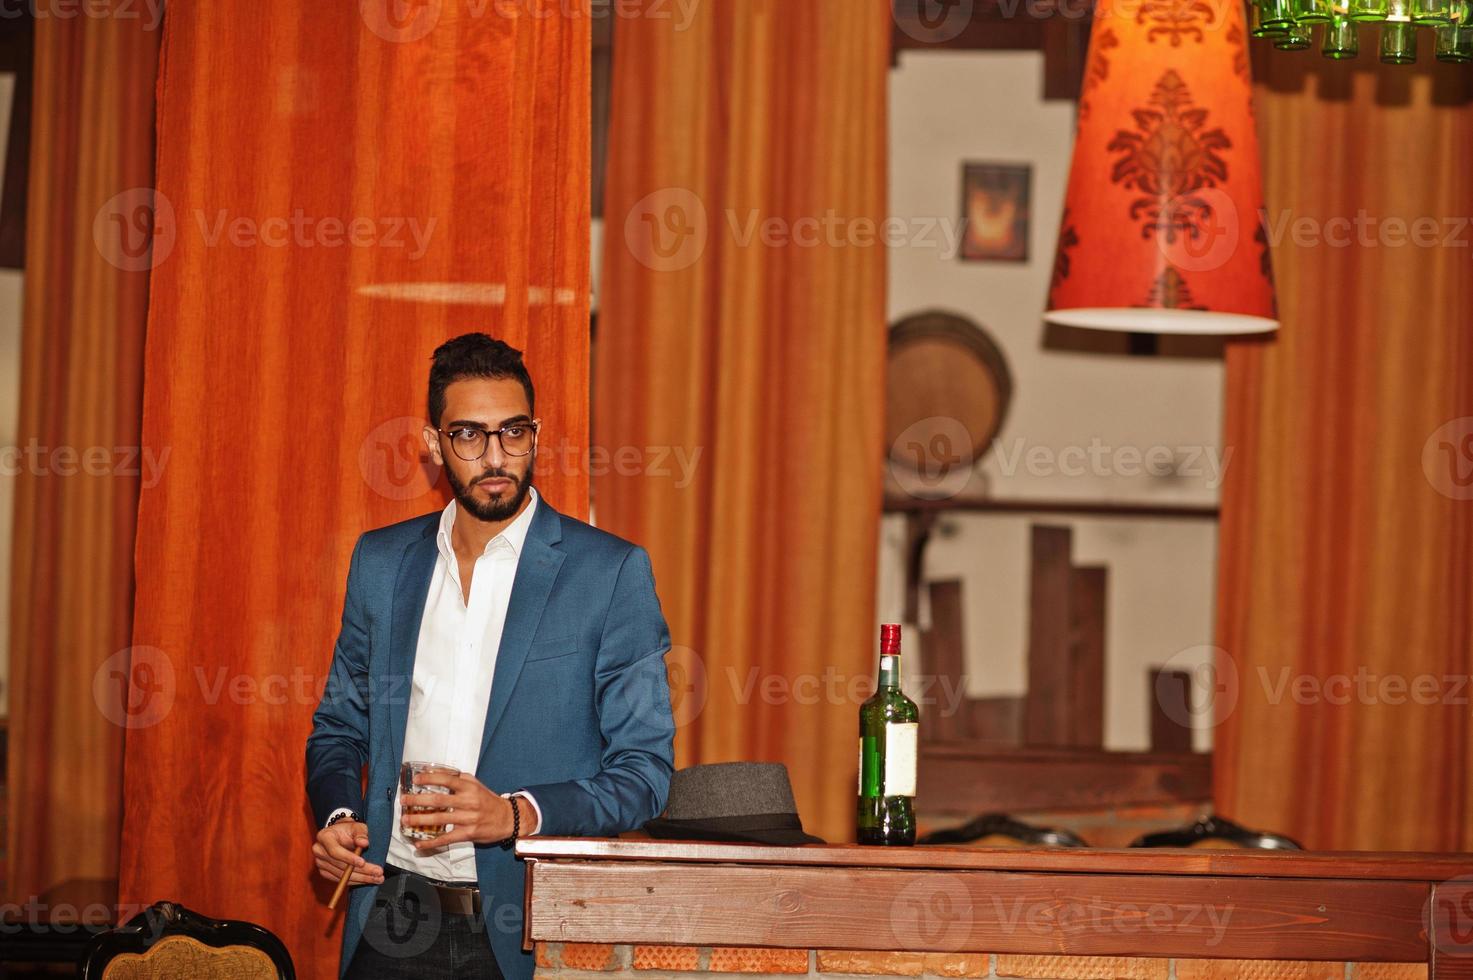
[438,420,539,461]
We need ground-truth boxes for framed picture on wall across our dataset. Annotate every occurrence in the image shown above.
[959,162,1031,263]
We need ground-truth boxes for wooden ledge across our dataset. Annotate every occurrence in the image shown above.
[520,838,1473,975]
[516,837,1473,883]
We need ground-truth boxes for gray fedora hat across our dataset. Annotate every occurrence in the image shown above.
[644,762,825,845]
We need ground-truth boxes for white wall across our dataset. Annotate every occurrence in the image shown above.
[882,51,1224,752]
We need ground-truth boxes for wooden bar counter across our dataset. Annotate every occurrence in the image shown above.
[517,839,1473,980]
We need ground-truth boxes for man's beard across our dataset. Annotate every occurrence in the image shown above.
[446,459,534,522]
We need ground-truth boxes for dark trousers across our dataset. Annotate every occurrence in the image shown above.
[344,867,505,980]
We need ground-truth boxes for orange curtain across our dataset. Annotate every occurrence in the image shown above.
[117,4,588,977]
[1215,60,1473,850]
[5,6,157,905]
[596,0,890,845]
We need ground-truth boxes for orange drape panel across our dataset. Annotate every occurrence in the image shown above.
[117,4,588,976]
[1215,61,1473,850]
[596,0,890,845]
[6,6,157,904]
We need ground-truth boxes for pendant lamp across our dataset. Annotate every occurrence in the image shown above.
[1045,0,1279,335]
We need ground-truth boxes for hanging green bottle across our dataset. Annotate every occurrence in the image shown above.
[1411,0,1453,26]
[1252,2,1292,34]
[1260,0,1298,30]
[1323,16,1362,55]
[1381,20,1419,60]
[1275,21,1315,46]
[1435,22,1473,58]
[1297,0,1335,23]
[1350,0,1390,23]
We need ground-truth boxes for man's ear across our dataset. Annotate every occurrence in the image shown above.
[423,425,444,466]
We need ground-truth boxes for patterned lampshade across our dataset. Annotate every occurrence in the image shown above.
[1045,0,1279,335]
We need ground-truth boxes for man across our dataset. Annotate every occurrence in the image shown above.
[307,334,675,980]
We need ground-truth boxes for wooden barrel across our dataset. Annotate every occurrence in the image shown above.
[886,311,1013,480]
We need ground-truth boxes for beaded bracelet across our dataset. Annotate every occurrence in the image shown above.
[500,795,521,849]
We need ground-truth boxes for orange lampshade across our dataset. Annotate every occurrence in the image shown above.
[1046,0,1278,334]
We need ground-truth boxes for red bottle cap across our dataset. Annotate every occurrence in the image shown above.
[880,623,901,655]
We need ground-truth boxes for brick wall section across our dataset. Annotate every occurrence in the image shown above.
[534,945,1426,980]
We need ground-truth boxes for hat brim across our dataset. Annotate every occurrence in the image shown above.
[644,815,825,846]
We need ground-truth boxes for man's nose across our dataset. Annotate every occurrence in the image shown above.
[483,435,508,468]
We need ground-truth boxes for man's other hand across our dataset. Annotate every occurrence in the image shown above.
[313,821,384,886]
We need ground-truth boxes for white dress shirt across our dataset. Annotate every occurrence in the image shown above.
[386,489,542,882]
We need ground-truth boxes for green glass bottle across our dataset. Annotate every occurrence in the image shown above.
[1435,22,1473,59]
[857,624,919,846]
[1250,4,1291,35]
[1274,21,1315,47]
[1411,0,1453,26]
[1323,16,1362,56]
[1350,0,1389,23]
[1297,0,1335,23]
[1260,0,1298,30]
[1381,19,1419,61]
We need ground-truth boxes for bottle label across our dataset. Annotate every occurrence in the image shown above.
[883,722,918,797]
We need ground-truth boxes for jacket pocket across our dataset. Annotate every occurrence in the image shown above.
[525,635,579,662]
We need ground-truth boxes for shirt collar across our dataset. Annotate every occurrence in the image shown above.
[436,487,540,563]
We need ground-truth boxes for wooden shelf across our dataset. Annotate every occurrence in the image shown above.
[520,839,1473,974]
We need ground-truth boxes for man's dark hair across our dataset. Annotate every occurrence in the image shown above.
[427,333,536,426]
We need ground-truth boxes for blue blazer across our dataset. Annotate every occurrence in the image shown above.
[306,499,675,979]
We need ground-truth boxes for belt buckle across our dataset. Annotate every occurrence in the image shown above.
[434,881,482,918]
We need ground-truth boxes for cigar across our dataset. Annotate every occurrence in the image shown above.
[328,845,364,910]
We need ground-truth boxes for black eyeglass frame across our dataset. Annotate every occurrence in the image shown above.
[437,419,541,461]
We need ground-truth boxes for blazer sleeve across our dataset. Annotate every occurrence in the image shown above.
[305,535,372,828]
[520,545,676,836]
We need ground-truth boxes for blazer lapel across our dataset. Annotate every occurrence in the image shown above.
[389,525,439,769]
[478,501,565,764]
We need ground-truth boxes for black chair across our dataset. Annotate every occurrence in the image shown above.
[1129,815,1302,850]
[80,901,294,980]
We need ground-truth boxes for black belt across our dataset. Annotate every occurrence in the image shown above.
[384,864,483,917]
